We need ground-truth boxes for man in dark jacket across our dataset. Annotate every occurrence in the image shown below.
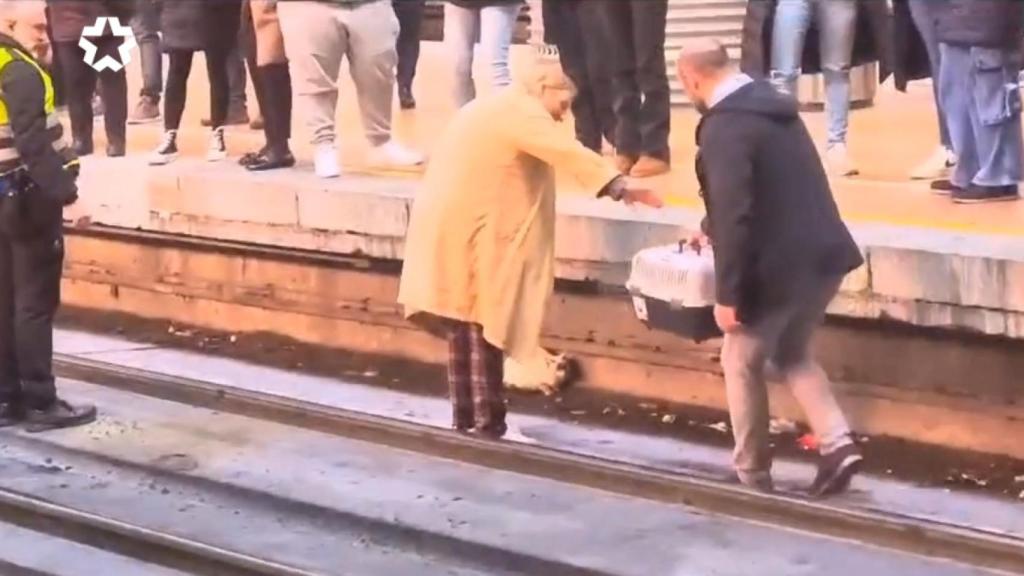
[678,39,863,497]
[932,0,1023,204]
[0,1,97,431]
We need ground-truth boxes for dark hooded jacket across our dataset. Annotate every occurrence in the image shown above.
[740,0,892,84]
[161,0,243,52]
[696,80,863,320]
[891,0,933,91]
[935,0,1024,49]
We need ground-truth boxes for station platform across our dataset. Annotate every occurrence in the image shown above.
[95,42,1024,233]
[69,43,1024,339]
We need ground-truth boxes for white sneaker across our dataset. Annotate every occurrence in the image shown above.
[148,130,178,166]
[825,144,859,177]
[206,127,227,162]
[314,144,341,179]
[910,146,957,180]
[369,140,425,168]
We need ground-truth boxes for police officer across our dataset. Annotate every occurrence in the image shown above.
[0,1,96,431]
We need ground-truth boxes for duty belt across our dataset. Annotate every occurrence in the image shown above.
[0,167,29,200]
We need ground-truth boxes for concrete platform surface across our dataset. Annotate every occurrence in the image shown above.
[52,328,1024,546]
[93,42,1024,234]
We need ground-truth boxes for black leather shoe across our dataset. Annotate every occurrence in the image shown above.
[929,179,961,195]
[25,398,97,433]
[399,85,416,110]
[246,149,296,172]
[953,184,1020,204]
[72,139,94,157]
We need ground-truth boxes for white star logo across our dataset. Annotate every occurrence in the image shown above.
[79,17,137,73]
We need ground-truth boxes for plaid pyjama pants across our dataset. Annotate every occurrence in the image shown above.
[446,321,507,438]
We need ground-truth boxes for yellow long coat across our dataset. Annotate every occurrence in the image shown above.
[398,87,619,361]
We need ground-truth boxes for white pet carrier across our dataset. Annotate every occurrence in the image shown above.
[625,243,721,342]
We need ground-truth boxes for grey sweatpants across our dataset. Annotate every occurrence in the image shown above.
[277,0,399,146]
[720,275,852,478]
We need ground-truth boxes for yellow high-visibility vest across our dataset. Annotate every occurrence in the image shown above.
[0,46,71,175]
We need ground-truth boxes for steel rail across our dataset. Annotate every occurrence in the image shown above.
[0,485,322,576]
[54,354,1024,575]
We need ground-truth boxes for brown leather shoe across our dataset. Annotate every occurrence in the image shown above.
[615,154,638,175]
[630,155,671,178]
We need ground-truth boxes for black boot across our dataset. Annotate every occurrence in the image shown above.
[25,398,97,433]
[246,63,294,172]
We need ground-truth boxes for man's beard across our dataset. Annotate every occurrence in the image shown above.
[29,44,51,65]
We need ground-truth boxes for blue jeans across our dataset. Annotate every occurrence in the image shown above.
[770,0,856,146]
[939,44,1023,188]
[908,0,950,148]
[444,2,522,107]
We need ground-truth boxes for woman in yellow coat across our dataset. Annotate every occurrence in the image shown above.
[399,63,661,438]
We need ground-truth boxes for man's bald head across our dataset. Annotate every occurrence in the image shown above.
[677,39,731,76]
[675,39,733,113]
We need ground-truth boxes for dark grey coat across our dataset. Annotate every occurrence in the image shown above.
[935,0,1024,49]
[161,0,242,52]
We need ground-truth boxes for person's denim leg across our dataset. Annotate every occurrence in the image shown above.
[908,0,950,147]
[966,47,1023,187]
[769,0,813,98]
[444,3,478,106]
[132,0,163,100]
[939,44,979,188]
[815,0,856,146]
[478,4,521,89]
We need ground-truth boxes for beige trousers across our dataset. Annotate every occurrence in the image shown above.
[277,0,398,146]
[720,275,852,477]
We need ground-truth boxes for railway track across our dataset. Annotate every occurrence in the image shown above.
[0,487,316,576]
[59,224,1024,462]
[50,354,1024,575]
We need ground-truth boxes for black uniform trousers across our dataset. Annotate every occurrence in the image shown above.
[394,0,425,91]
[54,37,129,146]
[585,0,671,160]
[544,0,616,152]
[0,226,63,410]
